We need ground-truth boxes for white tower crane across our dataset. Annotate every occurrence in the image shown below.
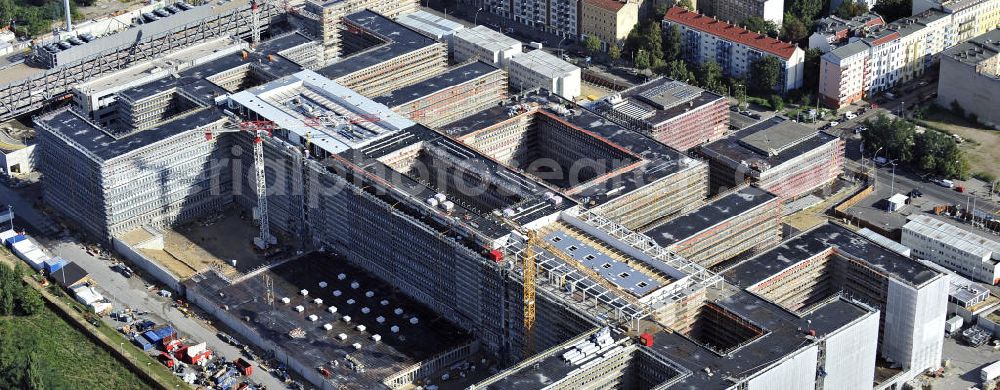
[205,120,274,249]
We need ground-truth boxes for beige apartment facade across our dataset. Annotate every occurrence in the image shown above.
[581,0,641,50]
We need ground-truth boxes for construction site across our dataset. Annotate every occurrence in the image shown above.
[14,0,958,388]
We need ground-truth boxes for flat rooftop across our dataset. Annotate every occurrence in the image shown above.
[395,10,465,39]
[117,32,307,105]
[373,61,501,108]
[35,107,225,161]
[645,187,776,247]
[738,119,816,156]
[543,228,667,297]
[317,10,440,79]
[702,117,838,170]
[453,26,521,53]
[231,69,413,154]
[509,50,579,78]
[439,92,697,207]
[943,28,1000,68]
[904,215,1000,260]
[600,78,724,127]
[726,223,941,288]
[75,37,245,95]
[480,328,638,390]
[653,291,874,389]
[188,253,472,389]
[342,124,571,240]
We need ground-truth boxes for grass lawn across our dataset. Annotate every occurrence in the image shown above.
[0,308,146,389]
[916,108,1000,179]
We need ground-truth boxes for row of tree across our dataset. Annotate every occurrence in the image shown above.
[0,261,43,317]
[862,114,970,179]
[0,0,88,38]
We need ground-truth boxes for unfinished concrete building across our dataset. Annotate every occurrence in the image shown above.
[0,0,280,121]
[374,61,508,128]
[725,222,949,387]
[644,186,783,269]
[700,116,845,199]
[316,11,447,98]
[439,92,708,232]
[595,77,729,152]
[35,33,310,241]
[302,0,418,62]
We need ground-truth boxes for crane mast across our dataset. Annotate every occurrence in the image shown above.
[206,120,273,249]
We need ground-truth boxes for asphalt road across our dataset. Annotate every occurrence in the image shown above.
[1,184,288,389]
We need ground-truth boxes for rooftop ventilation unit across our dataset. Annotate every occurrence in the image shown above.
[294,305,305,312]
[361,307,371,314]
[281,297,291,304]
[328,306,338,314]
[308,314,319,322]
[319,281,328,288]
[343,315,352,323]
[376,316,385,324]
[338,333,348,340]
[338,273,347,280]
[333,290,342,297]
[323,323,333,331]
[371,334,382,342]
[410,317,419,325]
[394,308,404,316]
[351,281,360,289]
[390,325,400,333]
[300,289,309,296]
[380,300,389,306]
[352,343,362,350]
[347,299,356,305]
[356,325,367,332]
[314,298,324,305]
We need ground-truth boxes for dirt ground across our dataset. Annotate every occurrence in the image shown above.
[124,208,270,279]
[783,185,859,232]
[918,110,1000,179]
[580,82,614,102]
[78,0,145,22]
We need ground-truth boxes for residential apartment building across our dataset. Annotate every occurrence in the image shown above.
[914,0,1000,39]
[819,8,958,108]
[508,49,582,99]
[700,0,784,26]
[580,0,641,50]
[903,215,1000,285]
[452,26,523,68]
[662,6,805,93]
[808,13,885,53]
[937,28,1000,129]
[481,0,581,39]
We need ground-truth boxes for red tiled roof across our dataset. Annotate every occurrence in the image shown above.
[663,7,798,60]
[870,31,900,46]
[584,0,627,12]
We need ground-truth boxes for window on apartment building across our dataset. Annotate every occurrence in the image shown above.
[618,272,630,278]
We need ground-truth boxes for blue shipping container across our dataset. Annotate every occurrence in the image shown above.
[144,330,163,343]
[133,335,154,352]
[44,258,66,274]
[5,234,26,247]
[153,326,175,340]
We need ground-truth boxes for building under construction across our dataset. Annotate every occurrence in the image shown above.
[35,31,311,241]
[373,61,508,128]
[316,10,447,98]
[700,116,845,199]
[0,0,281,122]
[27,6,953,390]
[725,222,949,388]
[301,0,418,62]
[594,77,728,152]
[643,186,783,269]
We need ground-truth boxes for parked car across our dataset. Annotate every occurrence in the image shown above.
[829,121,840,128]
[935,178,955,188]
[845,111,857,120]
[955,185,965,193]
[909,189,923,198]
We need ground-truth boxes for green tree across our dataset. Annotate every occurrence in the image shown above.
[780,13,808,42]
[770,95,785,111]
[668,60,697,83]
[872,0,912,22]
[634,50,651,69]
[608,45,622,64]
[836,0,870,18]
[664,24,683,62]
[698,60,725,94]
[676,0,694,10]
[862,114,916,163]
[645,21,665,69]
[0,263,17,315]
[744,16,779,38]
[790,0,824,22]
[17,288,43,316]
[802,48,822,94]
[583,35,602,55]
[750,56,782,95]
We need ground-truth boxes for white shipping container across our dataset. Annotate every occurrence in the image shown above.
[945,316,964,333]
[20,248,48,270]
[982,360,1000,382]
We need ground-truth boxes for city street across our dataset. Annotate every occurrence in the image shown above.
[1,184,288,389]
